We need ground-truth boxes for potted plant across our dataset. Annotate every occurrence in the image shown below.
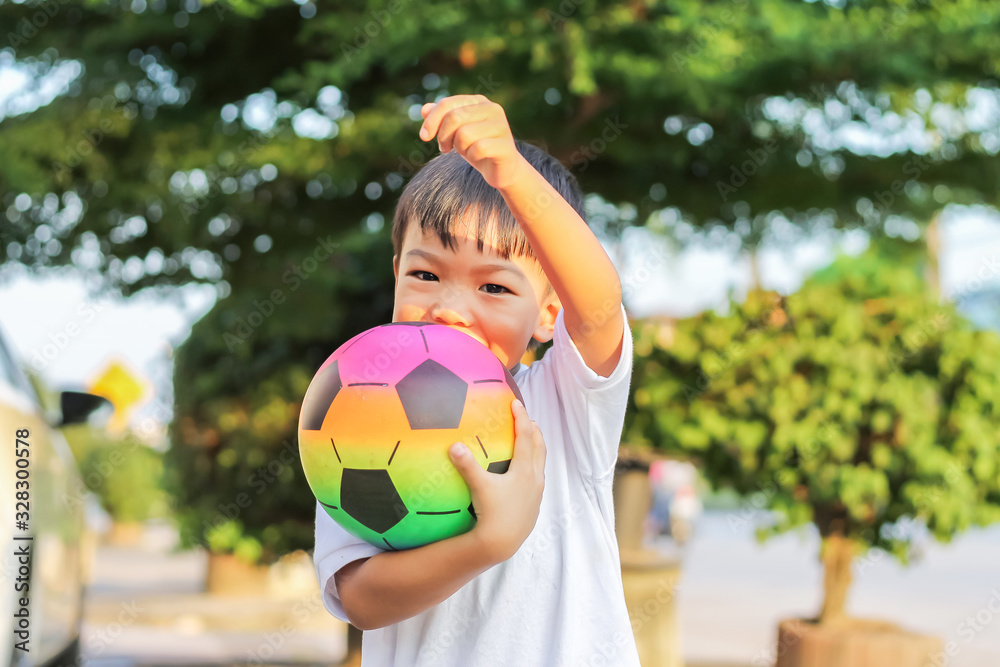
[623,244,1000,666]
[202,518,270,594]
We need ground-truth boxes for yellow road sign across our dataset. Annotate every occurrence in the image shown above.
[87,358,149,433]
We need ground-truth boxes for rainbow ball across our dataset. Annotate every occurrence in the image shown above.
[298,322,524,550]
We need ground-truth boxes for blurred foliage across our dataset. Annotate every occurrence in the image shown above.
[5,0,1000,562]
[161,229,390,562]
[85,441,169,522]
[625,243,1000,567]
[62,423,104,466]
[205,519,265,565]
[4,0,1000,290]
[63,423,170,523]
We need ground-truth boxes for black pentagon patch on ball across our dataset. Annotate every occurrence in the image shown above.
[396,359,468,429]
[487,459,511,474]
[301,360,342,431]
[341,468,407,534]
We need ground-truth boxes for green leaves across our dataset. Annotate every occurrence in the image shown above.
[624,242,1000,566]
[206,519,264,565]
[7,0,1000,298]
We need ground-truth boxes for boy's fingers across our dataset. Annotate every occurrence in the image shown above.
[508,400,534,470]
[446,122,508,157]
[419,95,487,141]
[435,109,496,151]
[512,398,533,440]
[531,423,546,472]
[449,442,485,490]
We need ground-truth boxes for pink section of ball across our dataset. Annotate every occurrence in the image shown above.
[316,328,369,374]
[324,323,506,386]
[421,325,504,383]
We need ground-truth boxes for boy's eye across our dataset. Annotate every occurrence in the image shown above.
[409,271,510,294]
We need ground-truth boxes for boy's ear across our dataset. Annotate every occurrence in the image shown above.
[532,291,562,345]
[392,254,399,286]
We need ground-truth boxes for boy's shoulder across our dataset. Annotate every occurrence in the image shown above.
[516,317,633,399]
[526,304,633,387]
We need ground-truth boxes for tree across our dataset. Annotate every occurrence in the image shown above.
[4,0,1000,289]
[5,0,1000,561]
[624,243,1000,624]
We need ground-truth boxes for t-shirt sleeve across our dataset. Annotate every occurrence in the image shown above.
[313,500,383,622]
[547,303,634,480]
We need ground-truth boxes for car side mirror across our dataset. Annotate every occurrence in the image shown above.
[58,391,113,427]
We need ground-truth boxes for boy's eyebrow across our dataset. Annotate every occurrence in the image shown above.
[404,248,527,280]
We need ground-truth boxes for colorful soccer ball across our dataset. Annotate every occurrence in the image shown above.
[298,322,524,550]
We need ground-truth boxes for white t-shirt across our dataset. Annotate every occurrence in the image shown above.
[313,304,641,667]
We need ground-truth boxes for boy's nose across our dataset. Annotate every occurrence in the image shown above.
[428,310,487,347]
[428,304,471,327]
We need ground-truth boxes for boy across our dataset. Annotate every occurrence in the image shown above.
[313,94,641,666]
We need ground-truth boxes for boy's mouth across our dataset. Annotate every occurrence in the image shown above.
[445,326,488,349]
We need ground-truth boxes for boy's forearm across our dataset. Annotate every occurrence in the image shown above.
[499,161,622,324]
[336,530,500,631]
[499,159,625,375]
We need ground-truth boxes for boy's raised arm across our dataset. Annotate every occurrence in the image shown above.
[497,158,625,378]
[419,95,626,378]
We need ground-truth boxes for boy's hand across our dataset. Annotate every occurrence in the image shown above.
[448,398,546,563]
[419,95,527,191]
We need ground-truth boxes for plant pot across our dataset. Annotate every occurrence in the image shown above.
[343,624,363,667]
[620,548,682,667]
[774,617,943,667]
[613,454,683,667]
[205,552,270,596]
[106,520,144,546]
[613,461,653,552]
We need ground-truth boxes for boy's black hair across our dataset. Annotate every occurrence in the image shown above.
[391,139,586,353]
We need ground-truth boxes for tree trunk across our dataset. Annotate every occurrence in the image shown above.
[925,212,941,298]
[748,247,762,291]
[775,528,944,667]
[819,533,855,625]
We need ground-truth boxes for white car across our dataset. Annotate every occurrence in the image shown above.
[0,326,110,667]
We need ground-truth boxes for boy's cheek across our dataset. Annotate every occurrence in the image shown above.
[393,303,425,323]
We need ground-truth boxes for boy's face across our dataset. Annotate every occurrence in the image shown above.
[392,215,560,373]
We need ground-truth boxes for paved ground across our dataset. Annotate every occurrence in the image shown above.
[674,512,1000,667]
[80,512,1000,666]
[82,523,347,665]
